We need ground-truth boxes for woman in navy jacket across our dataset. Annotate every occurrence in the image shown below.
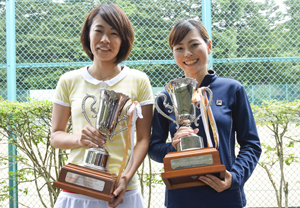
[148,19,261,208]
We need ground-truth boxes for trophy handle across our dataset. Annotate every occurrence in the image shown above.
[155,94,180,129]
[194,87,213,126]
[108,106,130,141]
[82,93,98,127]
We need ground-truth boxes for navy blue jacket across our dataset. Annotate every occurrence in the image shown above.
[148,71,261,208]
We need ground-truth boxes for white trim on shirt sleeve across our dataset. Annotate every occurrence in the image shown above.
[139,99,154,106]
[52,98,70,107]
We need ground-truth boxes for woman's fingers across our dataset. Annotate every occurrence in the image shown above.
[80,125,107,148]
[199,174,220,191]
[198,171,232,193]
[193,128,199,134]
[172,127,199,149]
[172,139,181,149]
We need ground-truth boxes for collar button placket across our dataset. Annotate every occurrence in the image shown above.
[100,82,107,89]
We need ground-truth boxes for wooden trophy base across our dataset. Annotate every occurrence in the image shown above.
[53,163,116,202]
[162,147,226,190]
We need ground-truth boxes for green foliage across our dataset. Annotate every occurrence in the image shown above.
[14,1,91,64]
[253,99,300,127]
[2,0,299,94]
[0,99,71,208]
[212,0,300,86]
[252,99,300,208]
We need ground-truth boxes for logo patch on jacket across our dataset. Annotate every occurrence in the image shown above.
[216,100,222,106]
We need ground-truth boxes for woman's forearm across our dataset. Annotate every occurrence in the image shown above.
[51,131,81,149]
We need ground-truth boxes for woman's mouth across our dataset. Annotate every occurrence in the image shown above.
[184,59,198,65]
[99,47,110,51]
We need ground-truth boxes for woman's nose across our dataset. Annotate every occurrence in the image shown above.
[100,34,110,43]
[184,50,192,57]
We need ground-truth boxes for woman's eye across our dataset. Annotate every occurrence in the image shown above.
[111,32,119,36]
[175,47,183,51]
[191,43,199,47]
[95,30,102,33]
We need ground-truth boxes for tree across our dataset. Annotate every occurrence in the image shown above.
[1,0,299,94]
[212,0,300,86]
[252,99,300,208]
[0,99,71,208]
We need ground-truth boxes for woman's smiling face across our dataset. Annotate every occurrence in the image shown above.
[172,28,212,77]
[89,15,122,63]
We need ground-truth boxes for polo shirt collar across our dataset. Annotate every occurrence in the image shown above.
[181,70,217,87]
[81,65,129,86]
[200,70,217,87]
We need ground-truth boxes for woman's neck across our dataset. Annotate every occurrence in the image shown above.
[185,69,208,87]
[88,61,121,81]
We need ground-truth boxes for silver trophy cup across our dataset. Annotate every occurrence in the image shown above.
[155,77,212,151]
[81,89,130,171]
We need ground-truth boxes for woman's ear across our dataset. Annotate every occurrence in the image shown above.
[207,40,212,55]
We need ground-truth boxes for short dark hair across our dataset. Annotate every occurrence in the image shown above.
[169,20,209,50]
[80,4,134,64]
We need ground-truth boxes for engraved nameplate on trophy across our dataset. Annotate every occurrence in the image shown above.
[170,154,213,170]
[65,172,105,191]
[53,89,130,201]
[155,78,226,190]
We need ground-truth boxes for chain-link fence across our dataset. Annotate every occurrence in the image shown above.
[1,0,300,207]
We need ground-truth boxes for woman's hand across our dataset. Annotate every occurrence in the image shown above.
[78,125,107,148]
[198,170,232,193]
[108,176,129,208]
[172,126,199,149]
